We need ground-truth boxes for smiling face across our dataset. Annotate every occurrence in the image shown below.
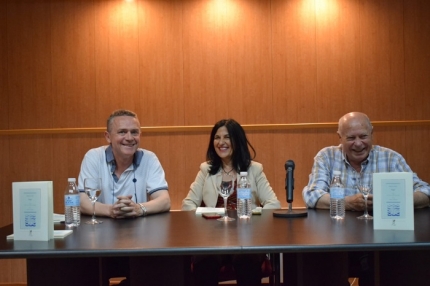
[213,126,233,164]
[105,115,141,161]
[338,112,373,170]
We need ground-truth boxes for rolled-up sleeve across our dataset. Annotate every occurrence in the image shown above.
[385,151,430,196]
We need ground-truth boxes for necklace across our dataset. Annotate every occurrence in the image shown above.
[222,167,234,175]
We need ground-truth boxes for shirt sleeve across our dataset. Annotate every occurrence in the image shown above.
[302,150,332,208]
[384,151,430,196]
[78,149,102,191]
[145,153,168,195]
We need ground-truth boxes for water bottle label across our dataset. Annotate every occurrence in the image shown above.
[330,187,344,199]
[237,188,251,199]
[65,194,80,207]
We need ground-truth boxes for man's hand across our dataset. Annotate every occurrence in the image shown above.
[111,195,142,218]
[345,193,373,211]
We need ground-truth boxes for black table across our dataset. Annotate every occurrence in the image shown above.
[1,209,430,285]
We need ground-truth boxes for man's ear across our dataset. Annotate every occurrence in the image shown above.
[104,131,111,143]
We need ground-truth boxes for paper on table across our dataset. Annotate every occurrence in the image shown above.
[195,207,225,215]
[7,229,73,240]
[53,213,65,223]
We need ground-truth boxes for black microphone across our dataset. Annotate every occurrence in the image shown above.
[273,159,307,218]
[285,160,295,203]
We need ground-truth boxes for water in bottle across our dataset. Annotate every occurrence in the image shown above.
[330,171,345,219]
[64,178,80,227]
[237,172,252,219]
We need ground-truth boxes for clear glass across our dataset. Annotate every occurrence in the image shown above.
[357,184,373,220]
[217,176,235,222]
[84,178,103,224]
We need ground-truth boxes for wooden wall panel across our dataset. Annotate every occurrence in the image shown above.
[182,0,273,125]
[0,4,14,279]
[7,0,53,129]
[94,0,140,114]
[404,0,430,120]
[315,0,362,121]
[0,0,7,130]
[272,0,318,123]
[0,259,26,284]
[137,0,184,126]
[403,1,430,194]
[51,0,98,128]
[1,0,430,283]
[359,0,405,121]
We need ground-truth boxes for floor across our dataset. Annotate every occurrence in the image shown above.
[109,277,359,285]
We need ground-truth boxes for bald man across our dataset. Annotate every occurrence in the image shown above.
[300,112,430,286]
[303,111,430,210]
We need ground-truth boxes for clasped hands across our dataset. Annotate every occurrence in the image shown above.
[111,195,143,219]
[347,193,373,211]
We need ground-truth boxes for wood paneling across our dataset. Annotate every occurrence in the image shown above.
[1,0,430,283]
[182,0,273,125]
[0,0,7,130]
[315,0,361,120]
[51,0,97,128]
[359,0,405,120]
[94,0,140,114]
[7,0,53,129]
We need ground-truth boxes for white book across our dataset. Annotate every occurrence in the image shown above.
[7,230,72,240]
[12,181,54,241]
[373,172,414,230]
[195,207,225,215]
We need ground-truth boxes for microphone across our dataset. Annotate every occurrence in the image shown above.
[285,160,295,203]
[273,159,307,218]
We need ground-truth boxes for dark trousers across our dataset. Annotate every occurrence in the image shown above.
[348,251,374,286]
[283,252,349,286]
[192,254,265,286]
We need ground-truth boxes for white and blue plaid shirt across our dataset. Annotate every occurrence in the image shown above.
[302,145,430,208]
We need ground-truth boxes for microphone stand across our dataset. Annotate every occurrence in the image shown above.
[273,201,308,218]
[273,160,307,218]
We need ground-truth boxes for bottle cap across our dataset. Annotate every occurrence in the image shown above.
[68,178,76,182]
[240,172,248,176]
[333,171,341,176]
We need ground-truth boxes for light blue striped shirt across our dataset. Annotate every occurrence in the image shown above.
[302,145,430,208]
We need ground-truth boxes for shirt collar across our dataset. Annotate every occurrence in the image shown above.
[105,145,143,173]
[340,145,374,167]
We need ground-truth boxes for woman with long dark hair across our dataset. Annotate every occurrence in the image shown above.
[182,119,280,286]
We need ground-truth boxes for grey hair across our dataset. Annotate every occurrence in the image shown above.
[106,109,138,132]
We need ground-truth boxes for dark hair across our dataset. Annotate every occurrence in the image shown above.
[206,119,256,175]
[107,109,138,132]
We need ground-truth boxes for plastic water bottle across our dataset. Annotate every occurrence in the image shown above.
[64,178,80,227]
[237,172,252,219]
[330,171,345,219]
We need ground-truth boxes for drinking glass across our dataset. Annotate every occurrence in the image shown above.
[357,185,373,220]
[217,177,235,222]
[84,178,103,224]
